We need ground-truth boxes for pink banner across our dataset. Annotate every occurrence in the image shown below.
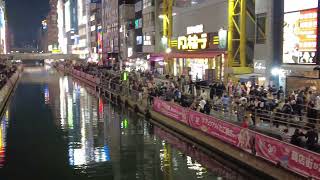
[153,98,189,125]
[288,146,320,179]
[188,111,254,153]
[152,97,320,179]
[256,133,320,179]
[255,133,289,164]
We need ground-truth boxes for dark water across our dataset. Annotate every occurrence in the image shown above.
[0,66,249,180]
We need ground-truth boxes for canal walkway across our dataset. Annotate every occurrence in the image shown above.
[57,65,309,179]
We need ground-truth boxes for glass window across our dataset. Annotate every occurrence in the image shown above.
[143,32,155,45]
[135,1,142,12]
[135,18,143,29]
[256,13,266,44]
[143,12,154,28]
[143,0,153,9]
[136,36,143,45]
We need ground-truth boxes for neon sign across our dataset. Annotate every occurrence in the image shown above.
[178,33,208,50]
[187,24,204,34]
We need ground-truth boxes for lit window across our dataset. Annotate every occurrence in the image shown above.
[136,36,143,45]
[143,32,154,45]
[143,0,153,9]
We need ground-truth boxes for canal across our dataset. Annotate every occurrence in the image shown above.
[0,66,254,180]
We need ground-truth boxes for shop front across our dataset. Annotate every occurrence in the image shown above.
[168,52,226,82]
[154,27,227,82]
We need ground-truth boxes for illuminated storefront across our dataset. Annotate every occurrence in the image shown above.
[157,26,227,81]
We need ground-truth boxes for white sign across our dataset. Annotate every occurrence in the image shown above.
[187,24,204,34]
[254,60,267,74]
[128,47,133,57]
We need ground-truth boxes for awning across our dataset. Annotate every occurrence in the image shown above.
[152,51,226,59]
[235,73,264,79]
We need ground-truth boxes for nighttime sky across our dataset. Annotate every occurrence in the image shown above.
[6,0,50,46]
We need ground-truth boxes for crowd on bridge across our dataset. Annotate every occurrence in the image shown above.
[58,62,320,153]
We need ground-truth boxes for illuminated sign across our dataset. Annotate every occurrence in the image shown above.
[254,60,267,74]
[178,33,208,50]
[283,8,318,64]
[121,118,129,129]
[284,0,318,13]
[122,71,129,81]
[42,20,47,30]
[187,24,204,34]
[128,47,133,57]
[65,0,71,32]
[174,30,227,51]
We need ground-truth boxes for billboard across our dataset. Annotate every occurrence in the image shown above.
[284,0,318,13]
[283,3,318,64]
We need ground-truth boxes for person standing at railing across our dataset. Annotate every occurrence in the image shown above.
[277,86,285,100]
[307,101,317,126]
[174,88,181,103]
[199,98,206,113]
[282,99,293,121]
[290,129,304,147]
[221,94,230,113]
[280,129,291,143]
[200,89,207,100]
[204,101,211,115]
[304,125,318,151]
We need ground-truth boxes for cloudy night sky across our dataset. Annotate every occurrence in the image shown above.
[6,0,50,46]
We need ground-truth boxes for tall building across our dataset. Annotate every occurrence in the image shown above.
[6,26,13,53]
[119,1,135,62]
[102,0,119,66]
[0,0,6,54]
[37,20,49,52]
[46,0,59,53]
[88,1,102,62]
[73,0,90,59]
[57,0,67,54]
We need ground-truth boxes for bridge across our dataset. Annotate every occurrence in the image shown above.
[0,53,80,60]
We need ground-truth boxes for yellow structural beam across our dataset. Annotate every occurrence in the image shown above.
[227,0,235,67]
[167,0,173,47]
[163,0,168,38]
[228,0,248,68]
[240,0,247,67]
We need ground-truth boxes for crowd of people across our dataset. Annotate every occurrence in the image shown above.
[62,62,320,152]
[0,63,17,89]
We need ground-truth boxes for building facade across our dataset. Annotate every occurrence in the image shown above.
[102,0,119,66]
[46,0,59,53]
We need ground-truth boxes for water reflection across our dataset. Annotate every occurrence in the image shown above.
[0,67,249,180]
[0,111,8,168]
[57,76,109,167]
